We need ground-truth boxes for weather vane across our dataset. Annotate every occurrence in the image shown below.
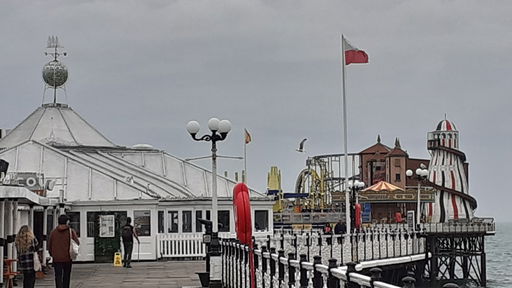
[42,36,68,104]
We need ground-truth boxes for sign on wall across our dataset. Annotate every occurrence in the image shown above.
[99,215,115,238]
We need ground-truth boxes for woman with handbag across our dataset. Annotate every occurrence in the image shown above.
[48,215,80,288]
[15,225,40,288]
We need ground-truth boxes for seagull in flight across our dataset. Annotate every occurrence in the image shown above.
[296,138,307,153]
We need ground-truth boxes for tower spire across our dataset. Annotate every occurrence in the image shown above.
[42,36,68,104]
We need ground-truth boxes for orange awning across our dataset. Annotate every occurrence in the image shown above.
[361,181,404,192]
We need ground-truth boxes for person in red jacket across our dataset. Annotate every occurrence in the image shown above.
[48,215,80,288]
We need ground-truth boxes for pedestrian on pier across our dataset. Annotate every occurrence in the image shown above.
[48,214,80,288]
[334,219,346,244]
[121,217,140,268]
[15,225,39,288]
[324,223,333,244]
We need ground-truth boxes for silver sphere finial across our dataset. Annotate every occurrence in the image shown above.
[42,61,68,88]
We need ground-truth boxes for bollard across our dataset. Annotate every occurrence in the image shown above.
[299,254,308,288]
[312,255,323,288]
[345,262,358,288]
[278,250,285,288]
[288,253,296,288]
[401,276,415,288]
[369,267,382,288]
[327,258,339,288]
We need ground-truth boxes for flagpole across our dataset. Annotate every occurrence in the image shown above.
[340,33,351,235]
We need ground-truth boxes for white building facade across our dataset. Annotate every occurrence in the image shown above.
[0,103,273,262]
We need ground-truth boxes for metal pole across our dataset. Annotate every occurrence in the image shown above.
[340,33,351,235]
[42,206,48,268]
[0,200,4,285]
[212,139,218,234]
[210,137,222,288]
[417,182,421,226]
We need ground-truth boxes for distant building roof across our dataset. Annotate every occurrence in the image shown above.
[436,119,457,131]
[359,135,391,154]
[386,138,408,157]
[0,103,116,149]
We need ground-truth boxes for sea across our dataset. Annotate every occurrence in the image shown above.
[486,222,512,288]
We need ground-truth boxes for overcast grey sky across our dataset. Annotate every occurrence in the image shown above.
[0,1,510,221]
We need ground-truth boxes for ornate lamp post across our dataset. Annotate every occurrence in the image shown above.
[347,180,365,232]
[186,117,231,288]
[406,164,428,226]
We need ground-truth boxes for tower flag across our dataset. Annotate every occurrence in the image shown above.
[244,129,252,144]
[243,129,252,183]
[340,34,369,235]
[343,37,369,65]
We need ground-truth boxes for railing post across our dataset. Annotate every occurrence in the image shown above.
[306,233,311,261]
[245,245,249,288]
[280,233,285,250]
[253,243,259,288]
[369,267,382,288]
[288,253,296,288]
[345,262,358,288]
[317,232,323,258]
[294,233,298,258]
[278,250,285,288]
[261,246,267,288]
[299,254,308,288]
[270,247,276,288]
[327,258,339,288]
[312,255,323,288]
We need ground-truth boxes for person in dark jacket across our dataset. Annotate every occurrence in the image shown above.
[15,225,39,288]
[121,217,139,268]
[48,215,80,288]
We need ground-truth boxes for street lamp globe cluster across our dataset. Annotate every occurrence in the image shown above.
[186,117,231,288]
[406,164,428,226]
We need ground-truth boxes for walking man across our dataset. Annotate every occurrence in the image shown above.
[48,215,80,288]
[121,217,139,268]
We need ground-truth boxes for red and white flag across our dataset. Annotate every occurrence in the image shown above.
[343,37,369,65]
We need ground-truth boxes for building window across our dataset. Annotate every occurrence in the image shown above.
[67,212,80,237]
[206,210,211,221]
[254,210,269,231]
[134,210,151,237]
[168,211,178,233]
[218,210,230,232]
[86,212,95,237]
[394,159,401,167]
[182,211,192,233]
[158,211,164,233]
[395,173,401,182]
[195,211,203,232]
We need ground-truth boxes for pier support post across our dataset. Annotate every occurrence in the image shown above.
[312,255,323,288]
[401,276,415,288]
[327,259,339,288]
[369,267,382,288]
[288,253,296,288]
[299,254,308,288]
[345,262,358,288]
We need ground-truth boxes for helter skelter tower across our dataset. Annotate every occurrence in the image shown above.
[425,119,477,222]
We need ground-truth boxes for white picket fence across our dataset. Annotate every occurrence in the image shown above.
[157,232,272,258]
